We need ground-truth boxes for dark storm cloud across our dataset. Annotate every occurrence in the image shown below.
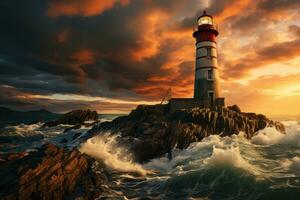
[258,0,300,12]
[0,0,203,111]
[231,0,300,32]
[2,0,299,112]
[176,0,251,32]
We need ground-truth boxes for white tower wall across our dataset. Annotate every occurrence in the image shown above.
[194,41,220,105]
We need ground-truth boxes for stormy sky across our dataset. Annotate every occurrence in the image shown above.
[1,0,300,115]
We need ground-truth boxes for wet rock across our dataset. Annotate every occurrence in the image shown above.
[60,138,68,143]
[72,132,82,140]
[43,110,98,127]
[0,152,29,165]
[88,104,285,162]
[0,143,113,200]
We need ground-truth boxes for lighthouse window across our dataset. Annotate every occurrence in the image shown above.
[207,69,213,80]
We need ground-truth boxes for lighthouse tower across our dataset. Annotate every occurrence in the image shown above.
[169,11,224,112]
[193,11,222,107]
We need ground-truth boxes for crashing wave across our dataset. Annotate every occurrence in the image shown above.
[79,133,149,175]
[204,146,251,169]
[251,123,300,146]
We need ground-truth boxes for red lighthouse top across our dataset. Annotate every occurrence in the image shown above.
[193,11,218,43]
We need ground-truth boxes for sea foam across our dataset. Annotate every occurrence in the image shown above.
[1,123,43,137]
[203,146,250,169]
[79,133,149,175]
[251,122,300,146]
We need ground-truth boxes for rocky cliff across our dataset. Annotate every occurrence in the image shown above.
[0,143,115,200]
[88,104,285,162]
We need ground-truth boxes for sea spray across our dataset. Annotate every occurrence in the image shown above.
[251,127,285,145]
[79,133,149,175]
[204,146,250,169]
[251,125,300,146]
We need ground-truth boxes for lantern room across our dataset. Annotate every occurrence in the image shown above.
[197,11,213,26]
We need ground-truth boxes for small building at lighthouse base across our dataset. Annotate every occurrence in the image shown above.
[169,98,225,113]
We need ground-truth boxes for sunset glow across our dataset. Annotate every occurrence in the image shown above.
[1,0,300,116]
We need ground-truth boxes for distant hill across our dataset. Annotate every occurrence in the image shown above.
[0,107,61,128]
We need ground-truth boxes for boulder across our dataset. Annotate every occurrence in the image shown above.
[43,110,98,127]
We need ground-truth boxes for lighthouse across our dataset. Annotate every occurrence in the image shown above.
[193,11,221,107]
[169,11,225,112]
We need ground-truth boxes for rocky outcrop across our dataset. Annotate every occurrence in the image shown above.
[0,143,114,200]
[43,109,98,127]
[89,104,285,162]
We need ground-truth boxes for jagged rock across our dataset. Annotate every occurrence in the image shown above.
[0,143,113,200]
[43,110,98,127]
[228,104,241,113]
[88,104,285,163]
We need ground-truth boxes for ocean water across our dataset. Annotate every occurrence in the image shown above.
[1,118,300,199]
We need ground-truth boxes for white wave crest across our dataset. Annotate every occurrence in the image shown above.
[144,135,231,172]
[204,146,252,170]
[1,123,72,138]
[79,133,149,175]
[251,127,285,145]
[251,124,300,145]
[1,123,43,137]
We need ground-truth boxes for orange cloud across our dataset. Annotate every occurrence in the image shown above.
[128,11,167,61]
[214,0,254,22]
[72,49,95,65]
[48,0,130,17]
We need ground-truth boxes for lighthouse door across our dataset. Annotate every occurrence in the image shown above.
[208,92,215,107]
